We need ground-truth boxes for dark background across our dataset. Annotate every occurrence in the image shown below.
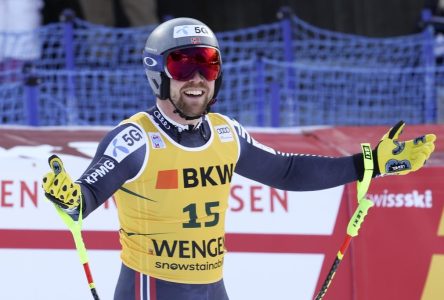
[42,0,431,37]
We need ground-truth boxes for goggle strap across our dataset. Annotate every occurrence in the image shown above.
[158,72,170,100]
[143,51,164,72]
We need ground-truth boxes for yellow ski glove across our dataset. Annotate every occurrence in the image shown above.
[42,155,81,212]
[375,121,436,176]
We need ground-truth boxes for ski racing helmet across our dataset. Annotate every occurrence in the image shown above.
[143,17,223,102]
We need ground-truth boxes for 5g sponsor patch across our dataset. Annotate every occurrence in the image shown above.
[173,25,213,38]
[215,125,233,142]
[104,125,145,162]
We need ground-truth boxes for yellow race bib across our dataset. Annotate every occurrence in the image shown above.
[115,112,239,283]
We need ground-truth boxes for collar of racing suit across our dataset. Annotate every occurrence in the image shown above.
[147,106,211,146]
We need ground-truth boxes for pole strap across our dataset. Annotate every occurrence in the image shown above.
[347,143,374,237]
[54,198,89,264]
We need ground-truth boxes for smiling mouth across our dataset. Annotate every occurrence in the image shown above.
[183,89,205,97]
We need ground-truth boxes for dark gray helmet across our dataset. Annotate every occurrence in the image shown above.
[143,17,223,100]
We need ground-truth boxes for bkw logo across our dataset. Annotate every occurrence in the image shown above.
[155,164,234,189]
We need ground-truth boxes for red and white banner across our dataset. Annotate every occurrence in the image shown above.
[0,126,443,300]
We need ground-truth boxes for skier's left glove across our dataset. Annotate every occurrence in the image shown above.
[374,121,436,176]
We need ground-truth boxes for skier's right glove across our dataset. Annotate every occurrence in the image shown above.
[42,155,81,213]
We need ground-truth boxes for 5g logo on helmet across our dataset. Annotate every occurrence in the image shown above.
[173,25,213,38]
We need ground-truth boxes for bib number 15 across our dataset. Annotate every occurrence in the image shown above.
[183,201,220,228]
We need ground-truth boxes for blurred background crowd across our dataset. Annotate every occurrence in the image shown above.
[2,0,444,128]
[2,0,444,35]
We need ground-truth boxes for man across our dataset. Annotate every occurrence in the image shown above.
[78,0,158,27]
[0,0,43,61]
[42,17,436,300]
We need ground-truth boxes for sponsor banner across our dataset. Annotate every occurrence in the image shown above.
[224,252,324,300]
[0,249,323,300]
[0,127,443,300]
[226,174,343,234]
[0,249,121,300]
[350,168,444,300]
[0,136,343,235]
[0,154,119,231]
[0,154,342,235]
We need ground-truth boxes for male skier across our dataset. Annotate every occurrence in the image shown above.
[42,17,436,300]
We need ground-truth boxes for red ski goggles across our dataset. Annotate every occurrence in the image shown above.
[165,46,222,81]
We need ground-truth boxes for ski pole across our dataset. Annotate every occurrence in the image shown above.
[49,155,100,300]
[314,143,374,300]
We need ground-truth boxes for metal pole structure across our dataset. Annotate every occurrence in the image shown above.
[255,52,266,127]
[270,81,280,127]
[421,8,437,123]
[61,9,79,125]
[277,7,297,125]
[23,62,40,126]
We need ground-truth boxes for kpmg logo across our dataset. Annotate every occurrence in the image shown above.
[83,159,116,184]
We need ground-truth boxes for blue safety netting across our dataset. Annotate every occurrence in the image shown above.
[36,69,151,125]
[0,13,439,126]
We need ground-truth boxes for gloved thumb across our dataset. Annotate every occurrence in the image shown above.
[48,154,65,175]
[382,120,405,140]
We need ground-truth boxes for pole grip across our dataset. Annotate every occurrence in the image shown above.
[347,198,374,237]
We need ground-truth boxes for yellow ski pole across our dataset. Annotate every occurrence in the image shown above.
[48,155,100,300]
[314,143,374,300]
